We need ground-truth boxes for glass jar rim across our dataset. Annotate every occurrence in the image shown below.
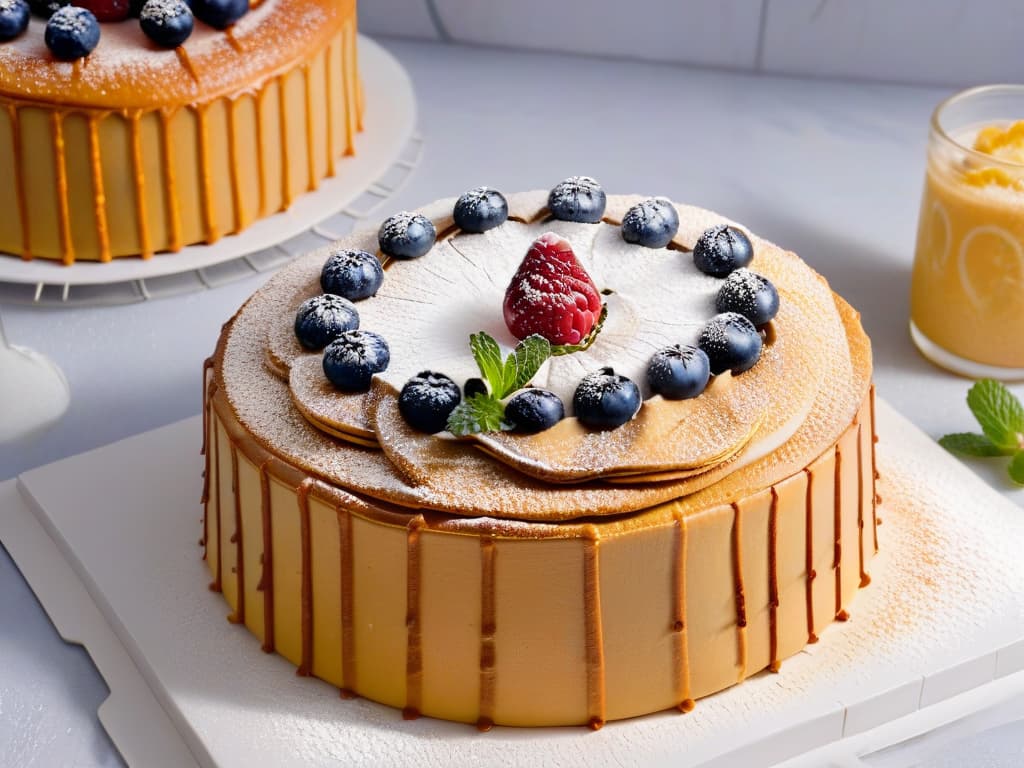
[932,84,1024,170]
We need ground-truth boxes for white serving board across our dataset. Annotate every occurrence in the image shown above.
[0,35,416,297]
[1,399,1022,767]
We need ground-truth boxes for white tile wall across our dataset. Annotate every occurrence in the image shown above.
[358,0,441,41]
[431,0,765,70]
[358,0,1024,87]
[760,0,1024,86]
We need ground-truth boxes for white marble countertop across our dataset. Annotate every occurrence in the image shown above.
[1,37,1021,767]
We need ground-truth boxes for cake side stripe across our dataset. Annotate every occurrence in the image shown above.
[225,100,245,233]
[257,461,275,653]
[672,507,694,712]
[804,469,817,643]
[870,385,880,553]
[338,504,356,696]
[128,111,153,259]
[768,487,780,672]
[583,525,606,730]
[297,480,314,676]
[303,64,317,192]
[195,105,220,244]
[50,112,74,265]
[477,537,496,731]
[857,422,870,588]
[209,413,223,592]
[324,40,336,178]
[342,20,356,156]
[159,109,183,252]
[228,442,246,625]
[278,75,293,208]
[87,115,112,262]
[730,503,748,681]
[255,84,269,219]
[834,446,847,621]
[7,104,30,259]
[403,516,425,720]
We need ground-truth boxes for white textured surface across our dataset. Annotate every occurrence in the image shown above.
[760,0,1024,86]
[431,0,764,69]
[2,39,1024,765]
[5,399,1023,767]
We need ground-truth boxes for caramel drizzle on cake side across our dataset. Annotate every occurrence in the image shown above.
[671,507,694,711]
[0,17,364,263]
[201,363,880,726]
[768,488,781,672]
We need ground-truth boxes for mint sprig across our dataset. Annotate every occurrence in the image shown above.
[939,379,1024,485]
[446,332,553,436]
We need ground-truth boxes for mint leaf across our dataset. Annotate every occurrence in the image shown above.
[551,304,608,357]
[502,334,551,396]
[470,332,505,394]
[1009,452,1024,485]
[966,379,1024,450]
[446,394,509,436]
[939,432,1009,457]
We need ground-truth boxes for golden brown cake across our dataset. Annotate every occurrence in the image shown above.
[0,0,361,263]
[201,188,877,728]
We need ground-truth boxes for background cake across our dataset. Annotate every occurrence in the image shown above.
[201,183,876,728]
[0,0,361,263]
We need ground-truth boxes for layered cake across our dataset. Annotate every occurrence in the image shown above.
[0,0,361,263]
[202,180,877,728]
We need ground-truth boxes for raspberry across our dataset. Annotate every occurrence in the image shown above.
[72,0,131,22]
[503,232,602,346]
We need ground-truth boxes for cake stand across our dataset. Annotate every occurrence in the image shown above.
[0,35,419,308]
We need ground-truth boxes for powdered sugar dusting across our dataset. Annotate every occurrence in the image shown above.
[218,192,871,521]
[0,0,335,108]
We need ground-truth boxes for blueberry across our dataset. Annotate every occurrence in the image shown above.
[0,0,29,40]
[28,0,68,18]
[140,0,194,48]
[398,371,462,434]
[44,6,99,61]
[572,367,642,430]
[293,294,359,351]
[698,313,763,375]
[322,330,390,392]
[506,388,565,433]
[692,225,754,278]
[320,248,384,302]
[647,344,711,400]
[190,0,245,29]
[548,176,606,223]
[378,211,436,260]
[453,187,508,234]
[464,377,488,399]
[621,197,679,249]
[715,268,779,327]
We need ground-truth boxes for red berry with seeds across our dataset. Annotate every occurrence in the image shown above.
[72,0,130,22]
[503,232,602,346]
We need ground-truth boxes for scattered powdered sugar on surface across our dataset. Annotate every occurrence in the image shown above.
[221,193,869,521]
[0,0,22,11]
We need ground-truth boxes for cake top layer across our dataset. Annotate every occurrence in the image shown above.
[215,189,872,524]
[0,0,349,109]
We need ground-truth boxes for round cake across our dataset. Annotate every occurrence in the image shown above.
[202,183,877,728]
[0,0,360,263]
